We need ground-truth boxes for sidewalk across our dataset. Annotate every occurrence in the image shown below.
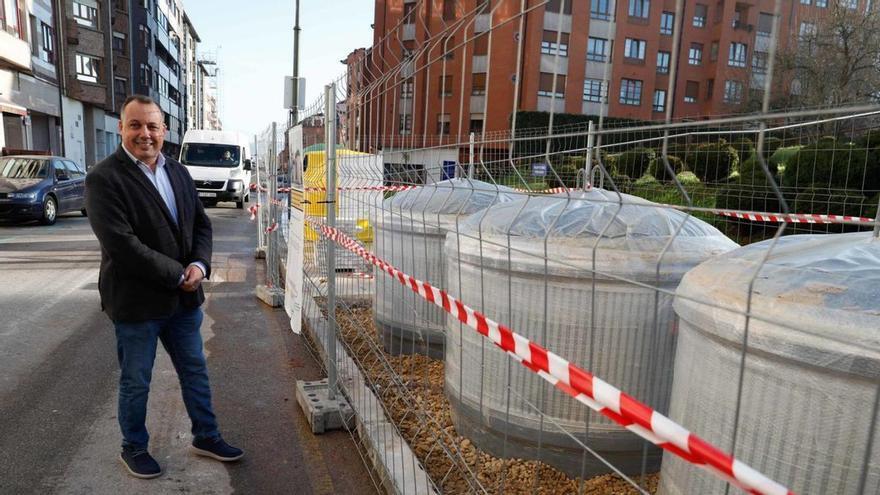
[48,209,378,495]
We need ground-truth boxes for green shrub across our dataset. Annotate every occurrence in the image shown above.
[676,171,701,185]
[730,138,755,164]
[616,147,655,179]
[762,136,783,159]
[738,155,779,185]
[768,145,801,172]
[788,187,873,217]
[633,174,660,187]
[647,155,685,181]
[687,142,738,182]
[857,129,880,148]
[781,141,879,190]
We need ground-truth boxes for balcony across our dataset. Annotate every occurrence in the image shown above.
[0,30,31,71]
[732,20,753,32]
[472,55,487,73]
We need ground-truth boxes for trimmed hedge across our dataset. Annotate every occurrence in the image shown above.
[688,142,738,182]
[616,147,655,179]
[781,141,880,191]
[738,155,779,185]
[647,155,685,181]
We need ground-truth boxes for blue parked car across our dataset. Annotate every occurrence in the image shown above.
[0,155,87,225]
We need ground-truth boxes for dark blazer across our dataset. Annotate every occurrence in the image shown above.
[85,146,212,323]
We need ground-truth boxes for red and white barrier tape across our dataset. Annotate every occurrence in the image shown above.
[265,222,279,233]
[256,184,876,228]
[715,210,874,224]
[248,203,260,221]
[305,217,793,495]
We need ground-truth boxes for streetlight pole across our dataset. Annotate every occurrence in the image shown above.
[291,0,301,126]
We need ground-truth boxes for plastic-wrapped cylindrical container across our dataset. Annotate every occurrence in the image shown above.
[374,179,515,358]
[444,189,738,478]
[659,232,880,495]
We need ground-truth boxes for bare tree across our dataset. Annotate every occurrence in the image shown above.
[775,2,880,108]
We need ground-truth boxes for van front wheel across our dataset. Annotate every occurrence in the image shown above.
[236,199,244,209]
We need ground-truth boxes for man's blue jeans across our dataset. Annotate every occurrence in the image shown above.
[114,306,219,449]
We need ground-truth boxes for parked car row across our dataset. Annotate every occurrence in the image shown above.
[0,156,86,225]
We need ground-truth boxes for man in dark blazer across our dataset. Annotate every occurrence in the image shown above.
[86,95,243,479]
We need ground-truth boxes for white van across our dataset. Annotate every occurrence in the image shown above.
[179,129,252,208]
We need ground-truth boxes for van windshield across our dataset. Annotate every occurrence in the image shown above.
[181,143,240,167]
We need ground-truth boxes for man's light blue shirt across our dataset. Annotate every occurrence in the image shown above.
[122,145,206,281]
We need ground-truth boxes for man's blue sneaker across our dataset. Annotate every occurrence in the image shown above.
[119,446,162,479]
[191,436,244,462]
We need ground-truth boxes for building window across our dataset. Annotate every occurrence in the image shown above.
[693,4,707,27]
[841,0,856,8]
[75,53,101,83]
[442,0,455,19]
[653,89,666,112]
[800,0,810,4]
[139,63,151,88]
[799,21,817,39]
[624,38,646,60]
[541,30,570,57]
[757,12,774,36]
[619,78,642,105]
[401,80,413,98]
[112,31,126,55]
[816,0,827,6]
[583,78,606,102]
[587,37,608,62]
[403,2,415,23]
[139,25,151,49]
[538,72,566,97]
[660,11,674,35]
[73,1,99,28]
[724,80,744,103]
[628,0,649,18]
[752,51,768,74]
[688,43,703,65]
[399,114,412,135]
[546,0,572,14]
[469,116,483,134]
[728,42,747,67]
[590,0,611,20]
[40,22,55,64]
[436,114,451,135]
[656,51,670,74]
[438,75,453,97]
[1,0,23,38]
[684,80,699,103]
[471,73,486,95]
[114,76,127,102]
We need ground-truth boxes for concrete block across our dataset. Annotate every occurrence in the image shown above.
[295,379,354,434]
[255,284,284,307]
[254,246,266,259]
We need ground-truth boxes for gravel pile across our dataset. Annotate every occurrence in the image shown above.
[325,301,659,494]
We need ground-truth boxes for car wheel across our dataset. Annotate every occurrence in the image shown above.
[236,199,244,209]
[202,200,217,208]
[80,208,87,217]
[40,196,57,225]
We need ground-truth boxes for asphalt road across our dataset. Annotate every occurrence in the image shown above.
[0,205,378,494]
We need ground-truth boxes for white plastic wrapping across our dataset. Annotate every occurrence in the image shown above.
[445,189,738,477]
[660,232,880,495]
[373,179,516,357]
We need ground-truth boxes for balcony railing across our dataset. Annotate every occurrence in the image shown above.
[732,20,754,32]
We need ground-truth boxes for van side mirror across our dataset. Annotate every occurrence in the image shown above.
[243,159,252,171]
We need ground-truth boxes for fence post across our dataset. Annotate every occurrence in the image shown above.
[255,123,284,307]
[325,83,338,399]
[468,131,475,179]
[585,120,595,189]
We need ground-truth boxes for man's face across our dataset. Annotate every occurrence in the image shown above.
[119,101,166,164]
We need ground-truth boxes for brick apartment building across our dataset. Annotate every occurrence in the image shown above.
[348,0,859,149]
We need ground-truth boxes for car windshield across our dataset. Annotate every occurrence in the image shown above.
[181,143,240,168]
[0,158,48,179]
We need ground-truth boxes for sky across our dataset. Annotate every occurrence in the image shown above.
[184,0,375,137]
